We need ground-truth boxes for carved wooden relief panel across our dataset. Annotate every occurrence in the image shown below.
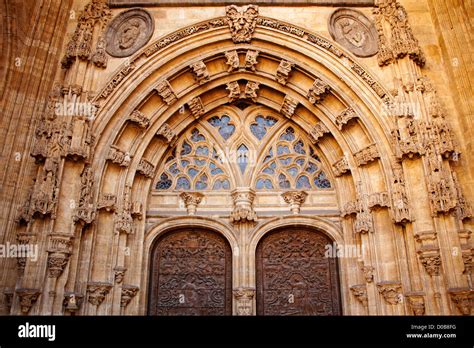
[256,228,341,315]
[148,229,232,315]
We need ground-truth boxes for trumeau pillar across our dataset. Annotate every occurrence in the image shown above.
[230,188,257,315]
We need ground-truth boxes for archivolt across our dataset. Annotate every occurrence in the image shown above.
[88,15,397,211]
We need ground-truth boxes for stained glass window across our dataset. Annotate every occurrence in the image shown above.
[156,128,231,191]
[208,115,235,140]
[250,115,277,140]
[255,126,332,190]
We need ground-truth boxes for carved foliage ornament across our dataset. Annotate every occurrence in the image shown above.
[105,8,154,57]
[329,9,379,58]
[226,5,259,43]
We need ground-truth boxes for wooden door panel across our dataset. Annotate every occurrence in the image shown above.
[256,228,341,316]
[148,229,232,315]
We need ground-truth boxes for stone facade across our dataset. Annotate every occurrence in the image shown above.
[0,0,473,316]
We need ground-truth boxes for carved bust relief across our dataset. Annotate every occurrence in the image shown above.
[328,8,378,57]
[105,8,154,57]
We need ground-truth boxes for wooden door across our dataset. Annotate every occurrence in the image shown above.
[256,228,341,315]
[148,229,232,315]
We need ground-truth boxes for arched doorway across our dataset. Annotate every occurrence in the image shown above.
[148,228,232,315]
[256,227,341,315]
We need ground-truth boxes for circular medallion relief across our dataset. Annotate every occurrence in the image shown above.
[105,8,154,58]
[328,8,378,58]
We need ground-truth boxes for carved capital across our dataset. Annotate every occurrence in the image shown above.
[280,95,298,119]
[275,59,294,85]
[245,81,259,102]
[233,287,255,316]
[354,144,379,166]
[87,282,112,306]
[448,288,473,315]
[137,158,155,179]
[307,77,330,104]
[308,122,329,144]
[332,156,350,177]
[368,192,390,210]
[120,285,139,308]
[350,284,368,307]
[188,97,205,119]
[417,247,441,276]
[107,146,132,167]
[224,50,239,72]
[335,107,357,130]
[281,191,308,214]
[179,192,204,215]
[226,81,241,102]
[16,288,41,314]
[155,80,177,105]
[128,110,150,129]
[230,188,257,224]
[189,60,209,85]
[97,193,117,212]
[376,281,402,305]
[156,123,177,146]
[226,5,258,43]
[405,292,425,316]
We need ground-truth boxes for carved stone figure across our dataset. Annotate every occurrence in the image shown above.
[329,9,379,57]
[105,9,154,57]
[226,5,259,43]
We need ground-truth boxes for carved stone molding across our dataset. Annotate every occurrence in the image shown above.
[332,156,350,177]
[308,122,329,144]
[354,211,373,234]
[114,266,127,284]
[461,248,473,275]
[179,192,204,215]
[107,146,132,167]
[280,95,298,119]
[417,247,441,276]
[188,97,205,119]
[448,288,473,316]
[189,60,210,85]
[405,292,425,316]
[233,287,255,315]
[226,5,259,43]
[275,59,294,85]
[137,159,155,179]
[105,8,154,57]
[350,284,368,307]
[63,292,84,313]
[225,50,239,72]
[61,0,112,68]
[98,63,135,100]
[47,233,74,278]
[376,281,402,305]
[156,123,177,146]
[373,0,425,67]
[244,50,259,71]
[414,230,438,248]
[128,110,150,129]
[97,193,117,212]
[335,107,357,130]
[131,201,143,220]
[114,185,134,235]
[15,233,36,273]
[453,172,473,221]
[358,261,374,283]
[155,80,177,105]
[391,163,412,224]
[73,165,96,225]
[245,81,260,102]
[329,8,378,57]
[307,77,331,104]
[281,191,308,214]
[226,81,241,102]
[368,192,390,210]
[120,285,139,307]
[230,188,257,224]
[87,282,112,306]
[354,143,379,166]
[16,288,41,314]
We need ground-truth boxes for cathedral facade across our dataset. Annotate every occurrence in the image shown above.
[0,0,473,316]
